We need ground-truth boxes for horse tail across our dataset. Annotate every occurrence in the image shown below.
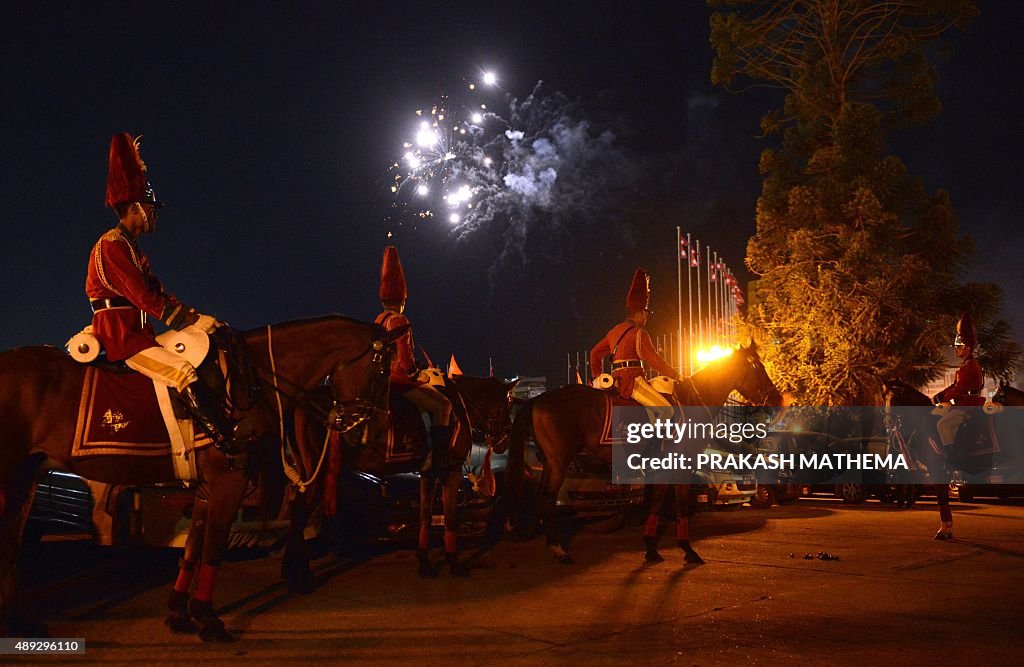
[506,399,534,519]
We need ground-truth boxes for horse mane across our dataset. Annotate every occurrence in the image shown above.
[239,313,370,336]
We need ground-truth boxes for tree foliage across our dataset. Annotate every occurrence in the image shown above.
[709,0,990,405]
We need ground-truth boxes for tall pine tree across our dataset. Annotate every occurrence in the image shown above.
[709,0,996,404]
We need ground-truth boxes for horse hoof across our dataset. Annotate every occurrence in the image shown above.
[418,562,438,579]
[447,557,469,578]
[933,530,953,541]
[645,550,664,564]
[556,554,574,565]
[199,621,236,643]
[165,615,199,635]
[683,550,706,565]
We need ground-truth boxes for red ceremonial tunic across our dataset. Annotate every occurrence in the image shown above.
[939,356,985,407]
[375,309,423,391]
[590,320,676,398]
[85,225,183,361]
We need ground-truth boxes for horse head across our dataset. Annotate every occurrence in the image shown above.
[450,375,519,453]
[880,378,931,408]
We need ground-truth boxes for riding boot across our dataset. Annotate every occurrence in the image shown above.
[421,425,452,478]
[678,539,705,565]
[180,382,234,453]
[164,589,198,634]
[644,535,664,563]
[934,521,954,541]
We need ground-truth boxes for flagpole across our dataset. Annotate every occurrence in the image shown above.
[687,233,694,375]
[676,226,683,375]
[695,239,703,357]
[705,245,712,351]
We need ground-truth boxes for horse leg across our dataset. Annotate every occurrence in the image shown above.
[538,463,572,564]
[164,495,206,634]
[934,484,954,540]
[643,484,667,563]
[188,449,247,643]
[0,452,49,637]
[441,471,467,577]
[674,485,703,565]
[281,494,314,593]
[416,477,438,578]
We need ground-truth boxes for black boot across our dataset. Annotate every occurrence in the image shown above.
[180,382,234,452]
[644,535,664,563]
[421,425,452,478]
[678,540,705,565]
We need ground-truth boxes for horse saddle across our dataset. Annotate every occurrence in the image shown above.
[950,411,1000,460]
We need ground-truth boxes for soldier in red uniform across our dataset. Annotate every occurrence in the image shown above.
[589,267,681,407]
[375,246,453,471]
[931,313,985,540]
[591,268,703,564]
[86,133,231,448]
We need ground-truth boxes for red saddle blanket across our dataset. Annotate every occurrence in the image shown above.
[599,392,641,445]
[71,366,198,457]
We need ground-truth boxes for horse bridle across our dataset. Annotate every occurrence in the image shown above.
[459,385,515,449]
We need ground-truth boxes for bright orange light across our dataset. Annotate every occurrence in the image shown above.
[695,345,733,365]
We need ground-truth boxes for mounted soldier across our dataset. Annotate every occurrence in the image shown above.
[374,246,467,575]
[933,312,985,441]
[86,133,232,449]
[589,267,681,409]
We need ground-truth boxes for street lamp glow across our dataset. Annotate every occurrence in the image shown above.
[482,72,497,86]
[449,213,460,223]
[696,345,733,365]
[471,112,483,124]
[416,184,429,196]
[404,151,421,169]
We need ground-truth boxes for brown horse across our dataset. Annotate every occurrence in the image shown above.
[882,379,1024,538]
[504,342,781,563]
[0,315,403,640]
[994,383,1024,406]
[291,373,517,579]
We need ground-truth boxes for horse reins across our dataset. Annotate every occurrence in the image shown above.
[265,324,388,493]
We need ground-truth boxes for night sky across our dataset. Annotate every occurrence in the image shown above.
[2,2,1021,384]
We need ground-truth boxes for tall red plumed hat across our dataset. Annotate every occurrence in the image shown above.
[955,312,977,348]
[105,133,161,208]
[379,246,408,303]
[625,267,650,312]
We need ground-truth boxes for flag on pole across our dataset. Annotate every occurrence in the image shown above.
[448,354,464,377]
[679,236,688,259]
[691,239,700,267]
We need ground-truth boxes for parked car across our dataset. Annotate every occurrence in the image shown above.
[24,469,95,544]
[487,442,645,529]
[332,466,496,542]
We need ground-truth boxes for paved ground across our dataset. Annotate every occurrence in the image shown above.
[9,497,1024,665]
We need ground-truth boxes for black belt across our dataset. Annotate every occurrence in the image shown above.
[611,360,643,371]
[90,297,133,312]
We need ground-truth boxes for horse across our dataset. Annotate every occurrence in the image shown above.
[993,383,1024,406]
[0,315,403,641]
[882,379,1024,539]
[504,342,782,564]
[290,373,518,579]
